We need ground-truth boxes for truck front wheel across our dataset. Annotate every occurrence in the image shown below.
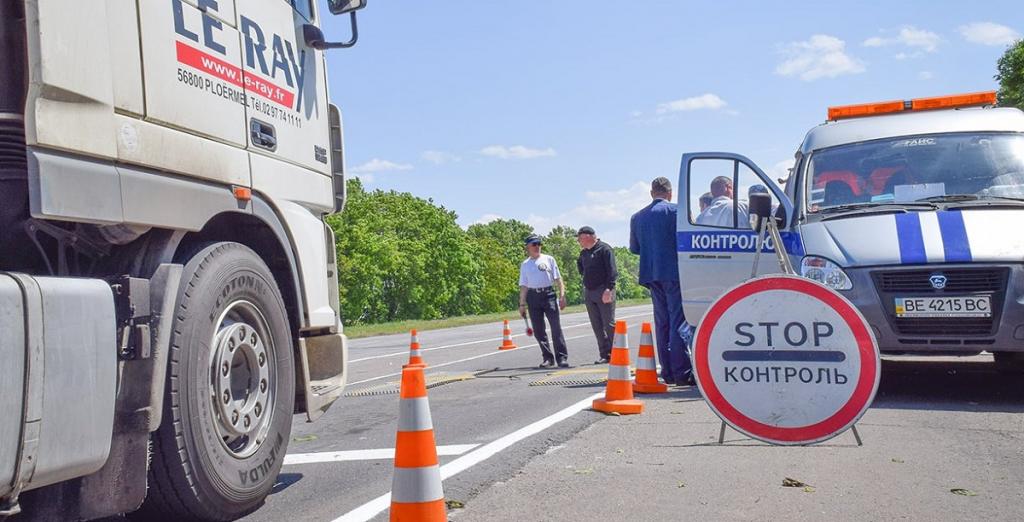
[139,242,295,521]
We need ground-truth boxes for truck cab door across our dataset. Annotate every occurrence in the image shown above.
[237,0,333,186]
[676,153,802,324]
[137,0,248,176]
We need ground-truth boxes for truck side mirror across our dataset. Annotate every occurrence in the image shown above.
[328,0,367,15]
[748,193,773,231]
[305,1,368,50]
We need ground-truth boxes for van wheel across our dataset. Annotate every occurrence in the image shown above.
[994,352,1024,374]
[138,242,295,521]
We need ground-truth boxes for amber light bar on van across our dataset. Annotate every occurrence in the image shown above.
[827,91,998,121]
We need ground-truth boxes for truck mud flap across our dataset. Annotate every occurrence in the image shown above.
[298,330,347,422]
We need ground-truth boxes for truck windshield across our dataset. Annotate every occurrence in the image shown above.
[806,132,1024,213]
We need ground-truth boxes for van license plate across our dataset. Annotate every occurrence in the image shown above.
[894,296,991,318]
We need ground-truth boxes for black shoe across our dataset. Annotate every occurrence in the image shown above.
[676,375,696,386]
[557,360,570,368]
[594,357,610,364]
[538,360,555,369]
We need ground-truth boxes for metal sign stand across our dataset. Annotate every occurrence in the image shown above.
[714,215,863,446]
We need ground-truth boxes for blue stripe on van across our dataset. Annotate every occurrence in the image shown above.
[937,210,973,262]
[894,213,927,264]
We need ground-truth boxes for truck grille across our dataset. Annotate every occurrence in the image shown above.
[872,267,1007,338]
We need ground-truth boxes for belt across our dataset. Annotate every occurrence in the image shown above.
[528,286,553,293]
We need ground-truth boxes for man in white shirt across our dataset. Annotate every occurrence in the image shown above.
[696,176,748,227]
[518,234,569,368]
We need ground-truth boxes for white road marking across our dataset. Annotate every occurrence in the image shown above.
[349,311,653,363]
[346,316,653,387]
[346,333,591,386]
[284,444,479,466]
[332,392,604,522]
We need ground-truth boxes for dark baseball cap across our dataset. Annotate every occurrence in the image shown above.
[524,234,542,245]
[576,226,595,236]
[651,177,672,193]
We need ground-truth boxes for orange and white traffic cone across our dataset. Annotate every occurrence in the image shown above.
[497,320,517,350]
[633,322,668,394]
[592,321,644,415]
[390,366,446,521]
[404,329,426,369]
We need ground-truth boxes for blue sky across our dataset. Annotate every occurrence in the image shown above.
[318,1,1023,246]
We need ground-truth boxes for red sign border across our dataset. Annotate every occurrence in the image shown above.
[694,275,880,445]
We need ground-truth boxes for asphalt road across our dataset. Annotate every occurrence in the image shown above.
[242,304,657,522]
[452,355,1024,521]
[241,306,1024,521]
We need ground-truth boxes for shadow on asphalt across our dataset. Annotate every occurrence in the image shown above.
[270,473,303,495]
[872,358,1024,413]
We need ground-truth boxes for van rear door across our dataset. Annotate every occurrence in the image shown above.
[677,152,801,324]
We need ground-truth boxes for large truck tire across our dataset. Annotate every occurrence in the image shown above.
[138,242,295,521]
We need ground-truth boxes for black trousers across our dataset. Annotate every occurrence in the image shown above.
[526,288,568,363]
[583,287,615,359]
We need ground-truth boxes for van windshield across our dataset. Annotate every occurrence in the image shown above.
[806,132,1024,213]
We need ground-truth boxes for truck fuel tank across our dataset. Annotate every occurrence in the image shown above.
[0,274,116,506]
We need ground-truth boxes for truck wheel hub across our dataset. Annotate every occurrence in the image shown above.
[211,301,274,457]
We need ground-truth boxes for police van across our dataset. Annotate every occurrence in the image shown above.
[678,92,1024,370]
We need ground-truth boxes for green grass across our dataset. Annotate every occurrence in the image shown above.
[344,297,651,339]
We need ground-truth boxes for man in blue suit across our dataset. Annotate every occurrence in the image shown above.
[629,177,693,386]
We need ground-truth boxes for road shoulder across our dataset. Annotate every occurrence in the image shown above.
[450,381,1024,521]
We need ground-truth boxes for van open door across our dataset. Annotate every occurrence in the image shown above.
[676,152,802,324]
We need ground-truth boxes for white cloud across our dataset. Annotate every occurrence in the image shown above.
[479,145,557,160]
[918,71,934,80]
[864,26,940,53]
[767,159,795,184]
[421,150,461,165]
[959,22,1021,46]
[471,213,504,226]
[526,181,652,246]
[655,93,728,114]
[863,36,887,48]
[776,34,866,81]
[350,158,413,173]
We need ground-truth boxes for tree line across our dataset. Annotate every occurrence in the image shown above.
[326,179,649,325]
[326,40,1024,326]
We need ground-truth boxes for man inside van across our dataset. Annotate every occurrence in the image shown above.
[697,176,748,228]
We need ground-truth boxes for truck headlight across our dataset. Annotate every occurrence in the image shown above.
[800,256,852,290]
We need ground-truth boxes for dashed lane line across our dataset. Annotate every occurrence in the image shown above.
[332,392,604,522]
[346,317,653,387]
[345,332,592,386]
[349,311,653,363]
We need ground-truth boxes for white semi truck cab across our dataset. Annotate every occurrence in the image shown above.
[0,1,365,519]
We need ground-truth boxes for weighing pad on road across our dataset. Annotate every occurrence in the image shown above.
[345,372,476,397]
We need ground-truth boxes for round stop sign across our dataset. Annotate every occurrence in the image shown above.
[693,275,880,445]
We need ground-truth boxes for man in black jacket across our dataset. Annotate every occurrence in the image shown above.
[576,226,618,364]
